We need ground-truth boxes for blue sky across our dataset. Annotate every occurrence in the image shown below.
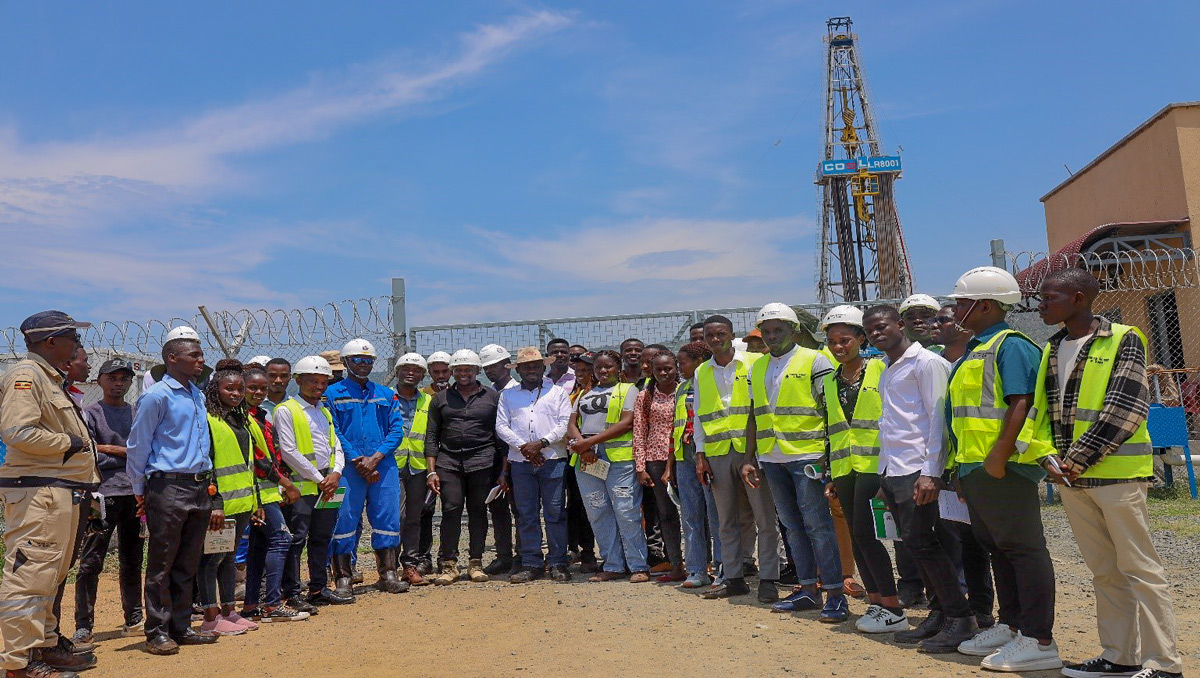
[2,1,1198,328]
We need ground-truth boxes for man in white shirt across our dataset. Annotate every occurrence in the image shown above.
[271,355,348,611]
[495,347,572,583]
[865,305,978,653]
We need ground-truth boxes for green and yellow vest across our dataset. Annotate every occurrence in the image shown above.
[823,359,885,477]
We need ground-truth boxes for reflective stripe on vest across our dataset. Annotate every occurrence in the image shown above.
[694,358,753,457]
[278,399,336,497]
[672,381,691,462]
[603,383,635,463]
[208,414,258,515]
[396,392,430,471]
[949,329,1038,466]
[246,417,281,505]
[823,359,884,477]
[750,348,826,456]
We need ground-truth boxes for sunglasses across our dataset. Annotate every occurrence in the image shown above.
[346,356,375,366]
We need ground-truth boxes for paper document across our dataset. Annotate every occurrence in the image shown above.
[314,487,346,510]
[870,498,900,541]
[580,458,610,481]
[204,519,238,554]
[938,490,971,524]
[485,485,506,504]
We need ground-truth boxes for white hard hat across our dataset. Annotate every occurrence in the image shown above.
[340,338,377,358]
[427,351,452,366]
[293,355,334,377]
[478,344,511,367]
[732,338,749,353]
[165,326,201,343]
[247,355,272,366]
[820,305,864,331]
[948,266,1022,305]
[395,352,428,371]
[899,294,941,315]
[449,349,482,369]
[755,302,800,328]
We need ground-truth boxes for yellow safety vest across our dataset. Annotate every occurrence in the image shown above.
[246,417,282,505]
[1017,324,1153,479]
[694,357,753,457]
[396,391,430,471]
[948,329,1042,467]
[277,399,336,497]
[571,383,635,466]
[672,381,690,462]
[750,348,825,457]
[208,414,259,515]
[823,359,885,477]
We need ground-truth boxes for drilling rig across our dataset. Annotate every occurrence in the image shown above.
[816,16,913,303]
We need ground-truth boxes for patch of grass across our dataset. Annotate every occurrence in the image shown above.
[1147,485,1200,539]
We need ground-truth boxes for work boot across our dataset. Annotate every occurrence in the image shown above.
[919,615,979,654]
[36,640,96,673]
[403,565,430,586]
[351,563,364,586]
[374,549,410,594]
[331,553,358,602]
[434,559,459,586]
[10,659,80,678]
[483,558,513,576]
[894,611,945,644]
[468,559,489,583]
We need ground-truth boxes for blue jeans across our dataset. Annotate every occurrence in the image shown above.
[245,502,290,607]
[761,460,843,590]
[575,447,648,574]
[511,457,568,568]
[675,454,722,576]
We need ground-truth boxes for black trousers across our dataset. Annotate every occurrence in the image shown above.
[399,469,427,568]
[832,471,896,597]
[565,465,595,561]
[961,470,1055,640]
[418,501,435,566]
[437,466,491,561]
[645,461,683,568]
[489,458,517,563]
[281,493,338,598]
[143,477,212,639]
[880,472,971,618]
[895,544,924,595]
[75,494,144,630]
[933,517,994,618]
[642,484,667,565]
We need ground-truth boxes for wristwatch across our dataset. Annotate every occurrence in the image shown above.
[538,438,549,448]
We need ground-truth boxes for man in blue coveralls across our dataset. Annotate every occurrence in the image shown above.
[324,338,409,596]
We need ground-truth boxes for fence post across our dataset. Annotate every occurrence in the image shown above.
[990,239,1007,269]
[390,278,408,375]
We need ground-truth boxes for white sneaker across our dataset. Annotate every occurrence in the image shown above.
[980,633,1063,672]
[855,605,909,634]
[957,622,1017,656]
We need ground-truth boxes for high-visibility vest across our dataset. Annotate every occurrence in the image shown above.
[396,392,431,471]
[571,383,635,466]
[208,414,259,515]
[1017,324,1153,479]
[672,381,691,462]
[948,328,1042,467]
[246,417,282,505]
[277,399,336,497]
[823,359,885,477]
[750,348,825,457]
[694,358,753,457]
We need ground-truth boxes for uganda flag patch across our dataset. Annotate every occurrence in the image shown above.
[13,381,32,390]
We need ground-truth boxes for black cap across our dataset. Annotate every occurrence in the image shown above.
[573,351,596,365]
[98,358,135,376]
[20,310,92,343]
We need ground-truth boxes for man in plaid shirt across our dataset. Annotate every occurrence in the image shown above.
[1032,268,1182,678]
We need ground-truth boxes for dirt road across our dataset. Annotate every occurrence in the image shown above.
[72,505,1198,677]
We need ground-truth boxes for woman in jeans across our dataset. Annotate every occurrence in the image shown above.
[241,366,308,622]
[673,341,722,589]
[819,311,906,633]
[567,350,648,583]
[634,352,686,583]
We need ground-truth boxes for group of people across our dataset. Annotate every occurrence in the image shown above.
[0,264,1185,678]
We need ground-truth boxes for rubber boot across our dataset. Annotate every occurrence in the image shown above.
[375,549,410,594]
[331,553,358,602]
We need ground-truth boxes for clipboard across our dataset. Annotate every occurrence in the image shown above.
[314,487,346,510]
[870,498,900,541]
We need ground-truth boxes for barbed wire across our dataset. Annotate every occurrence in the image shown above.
[1006,248,1200,293]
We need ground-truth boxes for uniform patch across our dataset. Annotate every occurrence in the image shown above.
[13,381,32,390]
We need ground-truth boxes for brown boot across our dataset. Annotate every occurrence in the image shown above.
[403,565,430,586]
[433,559,459,586]
[8,660,78,678]
[35,639,95,673]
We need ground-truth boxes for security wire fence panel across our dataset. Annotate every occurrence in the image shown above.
[1005,247,1200,435]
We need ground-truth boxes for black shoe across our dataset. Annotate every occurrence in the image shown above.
[509,567,542,584]
[144,635,179,656]
[757,579,779,603]
[703,577,751,599]
[898,586,927,609]
[743,561,759,577]
[579,560,599,574]
[36,641,96,672]
[778,563,798,586]
[415,560,433,576]
[550,565,571,582]
[483,559,513,576]
[1061,657,1142,678]
[1127,671,1183,678]
[286,597,318,615]
[308,588,353,606]
[894,611,944,644]
[918,615,979,654]
[975,612,995,629]
[170,629,219,646]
